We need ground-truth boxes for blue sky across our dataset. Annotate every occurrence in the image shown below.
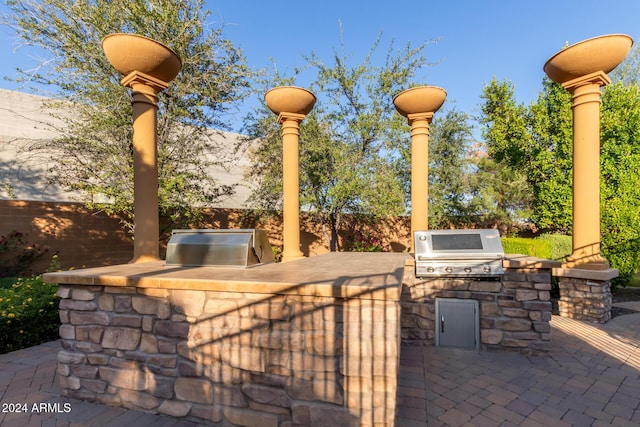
[2,0,640,132]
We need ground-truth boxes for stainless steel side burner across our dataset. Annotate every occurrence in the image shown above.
[414,229,504,278]
[165,229,274,268]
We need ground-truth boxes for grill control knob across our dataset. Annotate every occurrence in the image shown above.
[464,267,472,273]
[445,266,453,273]
[427,266,435,273]
[483,266,492,273]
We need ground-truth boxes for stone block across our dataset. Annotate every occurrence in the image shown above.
[147,355,177,369]
[71,365,99,379]
[102,327,141,351]
[69,311,109,326]
[154,320,189,338]
[132,296,171,319]
[224,406,278,427]
[75,326,105,343]
[515,290,539,301]
[204,299,239,316]
[175,377,214,404]
[480,302,500,317]
[253,302,292,320]
[60,299,97,311]
[538,291,551,301]
[118,389,159,410]
[98,295,114,311]
[158,400,191,417]
[221,345,265,372]
[75,341,103,353]
[56,286,72,299]
[81,378,107,394]
[142,316,154,332]
[286,378,343,405]
[108,357,138,369]
[86,353,109,365]
[503,308,529,318]
[114,295,132,312]
[99,367,148,391]
[533,322,551,333]
[58,350,86,364]
[172,290,205,318]
[528,272,550,283]
[148,377,175,399]
[241,383,292,407]
[190,403,223,423]
[305,332,343,356]
[139,334,158,353]
[59,324,75,340]
[178,360,203,377]
[481,329,503,345]
[469,281,502,292]
[71,288,96,301]
[254,330,305,351]
[522,301,552,311]
[157,337,176,353]
[496,318,532,332]
[59,375,81,390]
[533,282,552,291]
[204,361,246,384]
[111,314,142,328]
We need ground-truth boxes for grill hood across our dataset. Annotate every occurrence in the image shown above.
[165,229,274,268]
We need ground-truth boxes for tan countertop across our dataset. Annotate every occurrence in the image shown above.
[44,252,410,300]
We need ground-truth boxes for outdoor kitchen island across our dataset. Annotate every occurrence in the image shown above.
[44,252,408,427]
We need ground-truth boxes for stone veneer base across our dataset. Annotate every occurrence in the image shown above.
[553,267,617,323]
[401,255,561,356]
[45,253,406,427]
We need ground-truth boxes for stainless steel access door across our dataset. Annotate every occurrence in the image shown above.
[435,298,479,350]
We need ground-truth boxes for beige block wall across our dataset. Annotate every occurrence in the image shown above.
[0,200,411,274]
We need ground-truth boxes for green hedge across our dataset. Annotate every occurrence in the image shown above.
[0,276,60,354]
[501,234,572,261]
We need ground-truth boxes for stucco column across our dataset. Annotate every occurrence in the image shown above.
[121,72,168,263]
[102,33,182,263]
[264,86,316,262]
[563,72,610,269]
[408,113,433,248]
[393,86,446,252]
[279,113,305,262]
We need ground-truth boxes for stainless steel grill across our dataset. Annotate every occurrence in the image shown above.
[165,229,274,268]
[414,229,504,278]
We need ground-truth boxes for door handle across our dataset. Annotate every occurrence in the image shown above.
[441,314,445,334]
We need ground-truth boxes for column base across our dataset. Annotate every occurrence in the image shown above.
[553,267,618,323]
[564,253,610,270]
[281,251,305,263]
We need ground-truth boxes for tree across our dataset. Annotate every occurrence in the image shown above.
[478,77,535,224]
[242,33,435,251]
[2,0,250,235]
[480,74,640,283]
[427,109,477,228]
[600,82,640,283]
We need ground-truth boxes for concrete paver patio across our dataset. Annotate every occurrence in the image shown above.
[1,309,639,426]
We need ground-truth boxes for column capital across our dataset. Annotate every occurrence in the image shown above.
[561,70,611,92]
[121,70,170,94]
[277,112,306,124]
[406,112,434,125]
